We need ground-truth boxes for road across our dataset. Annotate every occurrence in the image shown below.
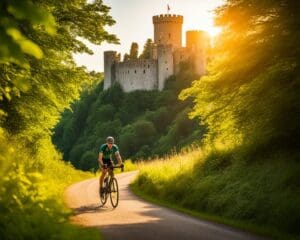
[64,171,267,240]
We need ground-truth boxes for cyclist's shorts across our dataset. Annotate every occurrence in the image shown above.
[103,158,113,167]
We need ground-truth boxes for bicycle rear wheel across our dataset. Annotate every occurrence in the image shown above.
[109,177,119,208]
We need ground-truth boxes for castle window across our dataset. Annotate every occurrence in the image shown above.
[143,70,146,74]
[148,65,150,68]
[165,61,167,64]
[128,70,129,73]
[135,70,137,74]
[166,68,168,70]
[169,33,171,39]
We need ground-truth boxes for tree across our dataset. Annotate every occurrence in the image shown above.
[1,0,119,147]
[0,0,55,68]
[180,0,300,155]
[129,42,139,59]
[123,53,130,61]
[140,38,153,59]
[0,0,118,110]
[0,0,118,238]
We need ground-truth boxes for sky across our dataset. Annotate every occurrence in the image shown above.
[73,0,224,72]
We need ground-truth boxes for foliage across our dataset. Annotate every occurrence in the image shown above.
[132,148,300,239]
[0,0,117,239]
[139,38,153,59]
[53,63,206,165]
[0,0,56,67]
[132,0,300,239]
[0,131,100,240]
[123,53,130,61]
[129,42,139,60]
[180,0,300,157]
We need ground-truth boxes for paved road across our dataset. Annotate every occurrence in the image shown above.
[64,171,267,240]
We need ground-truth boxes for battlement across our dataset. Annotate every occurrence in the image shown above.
[104,50,117,56]
[104,13,207,92]
[153,14,183,24]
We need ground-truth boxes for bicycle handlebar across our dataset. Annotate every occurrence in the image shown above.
[103,164,124,172]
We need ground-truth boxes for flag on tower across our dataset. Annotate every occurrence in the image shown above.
[167,4,170,13]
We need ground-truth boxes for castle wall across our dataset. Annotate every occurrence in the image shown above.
[186,30,209,51]
[173,47,193,74]
[115,59,158,92]
[104,51,118,90]
[104,51,117,90]
[153,14,183,48]
[157,44,173,90]
[104,15,209,92]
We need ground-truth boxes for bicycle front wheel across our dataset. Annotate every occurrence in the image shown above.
[109,177,119,208]
[100,179,109,205]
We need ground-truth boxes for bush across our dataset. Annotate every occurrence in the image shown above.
[80,151,98,171]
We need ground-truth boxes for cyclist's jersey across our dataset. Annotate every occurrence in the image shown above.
[99,143,119,160]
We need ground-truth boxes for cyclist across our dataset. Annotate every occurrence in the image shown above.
[98,136,123,196]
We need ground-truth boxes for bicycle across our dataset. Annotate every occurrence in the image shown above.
[100,164,124,208]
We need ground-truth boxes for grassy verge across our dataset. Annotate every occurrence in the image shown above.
[0,136,102,240]
[131,148,300,240]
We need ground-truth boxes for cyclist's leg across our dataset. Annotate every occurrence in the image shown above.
[100,158,111,192]
[100,168,107,190]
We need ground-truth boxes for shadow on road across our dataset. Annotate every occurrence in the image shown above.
[71,203,115,215]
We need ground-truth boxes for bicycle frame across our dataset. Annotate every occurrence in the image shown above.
[100,165,123,207]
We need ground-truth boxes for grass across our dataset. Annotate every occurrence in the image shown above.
[0,136,102,240]
[131,147,300,240]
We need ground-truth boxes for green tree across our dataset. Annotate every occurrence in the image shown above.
[0,0,118,238]
[129,42,139,60]
[0,0,56,68]
[180,0,300,156]
[79,151,98,171]
[123,53,130,61]
[140,38,153,59]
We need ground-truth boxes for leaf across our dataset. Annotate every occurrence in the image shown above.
[6,28,43,59]
[7,0,56,35]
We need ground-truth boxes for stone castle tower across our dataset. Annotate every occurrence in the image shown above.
[104,14,208,92]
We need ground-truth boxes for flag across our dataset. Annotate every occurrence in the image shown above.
[167,4,170,12]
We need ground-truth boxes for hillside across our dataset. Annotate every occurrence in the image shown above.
[52,61,206,170]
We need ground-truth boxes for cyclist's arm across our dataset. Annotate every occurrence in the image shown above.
[98,152,104,167]
[115,151,123,165]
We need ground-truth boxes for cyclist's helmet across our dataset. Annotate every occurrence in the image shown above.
[106,136,114,144]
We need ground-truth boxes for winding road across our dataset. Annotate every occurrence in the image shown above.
[64,171,267,240]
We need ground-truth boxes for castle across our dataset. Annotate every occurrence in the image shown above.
[104,14,209,92]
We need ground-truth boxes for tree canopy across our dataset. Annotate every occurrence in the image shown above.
[139,38,153,59]
[0,0,118,238]
[129,42,139,60]
[180,0,300,157]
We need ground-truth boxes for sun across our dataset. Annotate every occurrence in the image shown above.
[199,14,222,38]
[183,1,223,38]
[206,25,222,37]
